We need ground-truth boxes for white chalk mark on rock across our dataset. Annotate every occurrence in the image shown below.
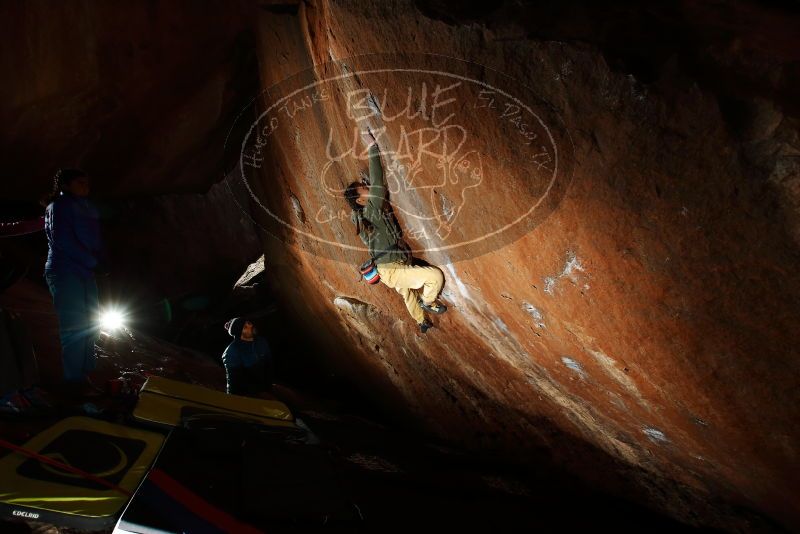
[543,250,586,295]
[290,194,305,223]
[493,317,510,334]
[521,301,546,328]
[643,427,669,443]
[562,356,587,380]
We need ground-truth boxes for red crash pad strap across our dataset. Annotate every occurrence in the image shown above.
[0,437,132,496]
[147,468,262,534]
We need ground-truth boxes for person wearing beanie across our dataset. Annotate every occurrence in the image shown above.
[221,317,273,396]
[226,317,247,339]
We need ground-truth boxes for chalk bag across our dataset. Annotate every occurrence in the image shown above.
[359,259,381,285]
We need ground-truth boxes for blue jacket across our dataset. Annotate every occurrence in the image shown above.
[222,336,271,369]
[44,192,103,278]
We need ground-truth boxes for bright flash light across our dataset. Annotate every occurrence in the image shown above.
[99,309,125,332]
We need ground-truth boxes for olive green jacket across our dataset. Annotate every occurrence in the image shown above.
[352,143,410,264]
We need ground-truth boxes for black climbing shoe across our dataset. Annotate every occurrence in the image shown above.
[419,320,433,333]
[419,300,447,314]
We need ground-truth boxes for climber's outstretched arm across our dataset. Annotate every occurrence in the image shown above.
[366,142,386,214]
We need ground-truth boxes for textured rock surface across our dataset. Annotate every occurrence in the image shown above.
[1,0,799,530]
[240,1,800,530]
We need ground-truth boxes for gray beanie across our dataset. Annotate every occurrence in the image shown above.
[225,317,246,338]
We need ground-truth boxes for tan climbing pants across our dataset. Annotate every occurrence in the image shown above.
[376,260,445,324]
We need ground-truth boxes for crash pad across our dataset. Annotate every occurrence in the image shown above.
[0,416,164,530]
[132,375,294,429]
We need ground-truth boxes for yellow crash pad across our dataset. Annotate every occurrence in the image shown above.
[133,375,294,429]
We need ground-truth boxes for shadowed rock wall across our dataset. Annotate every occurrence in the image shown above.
[0,0,257,200]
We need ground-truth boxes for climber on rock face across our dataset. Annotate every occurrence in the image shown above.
[344,129,447,334]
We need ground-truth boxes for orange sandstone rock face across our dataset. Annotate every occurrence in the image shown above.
[2,0,799,530]
[239,1,800,530]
